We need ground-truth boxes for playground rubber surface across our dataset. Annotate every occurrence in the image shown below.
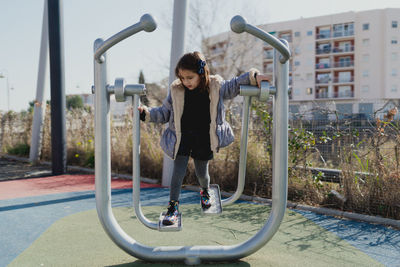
[1,174,399,267]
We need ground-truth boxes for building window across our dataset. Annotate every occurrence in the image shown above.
[392,69,397,76]
[316,73,331,83]
[337,103,353,116]
[363,54,370,62]
[362,38,370,46]
[306,87,313,95]
[294,31,300,37]
[263,49,274,59]
[279,32,292,42]
[362,23,369,30]
[392,21,398,28]
[307,30,313,36]
[391,85,398,92]
[362,85,369,93]
[294,61,300,66]
[264,63,274,73]
[391,39,398,44]
[359,103,373,115]
[294,74,301,81]
[289,105,300,113]
[362,70,369,77]
[333,23,354,37]
[392,52,398,61]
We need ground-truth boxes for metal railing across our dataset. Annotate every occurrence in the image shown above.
[332,46,354,53]
[316,62,331,69]
[333,60,354,68]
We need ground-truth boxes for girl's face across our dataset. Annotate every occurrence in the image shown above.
[178,69,200,90]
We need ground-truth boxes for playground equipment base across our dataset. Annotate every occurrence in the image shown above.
[158,212,182,231]
[201,184,222,215]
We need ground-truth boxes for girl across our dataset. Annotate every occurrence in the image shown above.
[139,51,269,226]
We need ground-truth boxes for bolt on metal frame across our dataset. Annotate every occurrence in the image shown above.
[94,13,290,265]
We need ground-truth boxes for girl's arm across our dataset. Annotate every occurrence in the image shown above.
[139,92,172,124]
[220,68,259,100]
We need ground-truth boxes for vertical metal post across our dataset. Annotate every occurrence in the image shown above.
[132,95,158,229]
[162,0,188,187]
[30,0,48,163]
[48,0,66,174]
[94,38,118,247]
[221,95,251,205]
[271,42,289,234]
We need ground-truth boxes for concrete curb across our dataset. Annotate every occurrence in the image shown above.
[0,154,159,184]
[183,185,400,229]
[3,154,399,229]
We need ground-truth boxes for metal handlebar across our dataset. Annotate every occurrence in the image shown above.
[230,15,291,63]
[94,14,156,63]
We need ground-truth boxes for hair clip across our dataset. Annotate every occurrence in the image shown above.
[198,60,206,74]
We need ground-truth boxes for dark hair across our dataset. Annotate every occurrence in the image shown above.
[175,51,210,93]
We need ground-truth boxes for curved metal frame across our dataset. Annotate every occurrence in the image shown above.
[94,13,289,264]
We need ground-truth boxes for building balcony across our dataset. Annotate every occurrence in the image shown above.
[263,54,274,60]
[333,61,354,68]
[332,77,354,83]
[316,47,331,54]
[316,63,331,69]
[316,32,331,39]
[316,78,331,84]
[336,90,354,98]
[264,67,274,73]
[315,92,330,99]
[333,30,354,38]
[332,46,354,54]
[279,35,292,43]
[315,90,354,99]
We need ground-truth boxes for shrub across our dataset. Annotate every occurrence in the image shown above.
[7,143,30,156]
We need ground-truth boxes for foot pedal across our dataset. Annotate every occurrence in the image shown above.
[201,184,222,215]
[158,212,182,232]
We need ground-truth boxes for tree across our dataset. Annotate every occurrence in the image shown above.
[139,70,145,84]
[28,100,35,113]
[66,95,83,110]
[138,70,150,106]
[188,0,264,78]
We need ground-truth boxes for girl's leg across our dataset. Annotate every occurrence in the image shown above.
[193,159,210,189]
[169,155,190,201]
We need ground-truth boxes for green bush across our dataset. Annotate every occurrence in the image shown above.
[7,143,30,156]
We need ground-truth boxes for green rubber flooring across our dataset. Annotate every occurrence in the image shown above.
[9,204,382,267]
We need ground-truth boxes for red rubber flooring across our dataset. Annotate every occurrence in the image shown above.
[0,174,159,200]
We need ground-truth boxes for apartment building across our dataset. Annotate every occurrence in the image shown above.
[205,9,400,120]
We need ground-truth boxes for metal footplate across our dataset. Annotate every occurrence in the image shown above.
[158,212,182,232]
[201,184,223,215]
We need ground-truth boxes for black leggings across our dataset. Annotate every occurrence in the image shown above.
[169,155,210,201]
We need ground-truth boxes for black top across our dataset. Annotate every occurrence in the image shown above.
[181,86,211,134]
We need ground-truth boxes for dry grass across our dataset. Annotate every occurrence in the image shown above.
[0,105,399,220]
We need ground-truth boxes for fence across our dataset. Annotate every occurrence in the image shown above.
[0,98,399,220]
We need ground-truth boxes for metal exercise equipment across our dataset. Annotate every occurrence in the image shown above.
[94,13,290,264]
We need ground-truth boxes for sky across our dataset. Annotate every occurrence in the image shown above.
[1,0,400,112]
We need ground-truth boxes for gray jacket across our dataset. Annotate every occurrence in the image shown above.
[144,69,259,159]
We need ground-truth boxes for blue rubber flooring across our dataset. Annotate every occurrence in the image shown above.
[1,187,399,267]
